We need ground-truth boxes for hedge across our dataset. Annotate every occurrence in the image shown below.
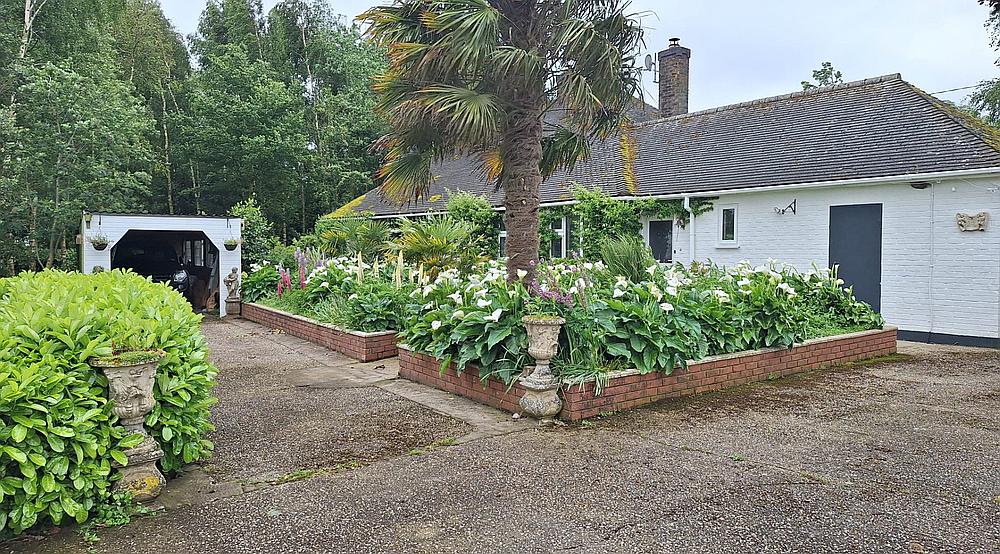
[0,270,217,536]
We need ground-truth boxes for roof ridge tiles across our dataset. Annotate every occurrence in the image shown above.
[635,73,904,127]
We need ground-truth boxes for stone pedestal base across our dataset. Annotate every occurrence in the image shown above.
[518,370,563,420]
[225,298,241,317]
[113,436,165,502]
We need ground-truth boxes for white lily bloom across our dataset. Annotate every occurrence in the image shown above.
[645,264,658,275]
[583,262,594,270]
[422,285,434,296]
[452,310,465,319]
[568,286,578,294]
[431,320,442,330]
[516,269,528,279]
[447,291,463,305]
[612,288,626,298]
[737,278,751,287]
[422,302,434,309]
[484,308,504,322]
[648,283,663,301]
[473,288,488,298]
[321,281,330,288]
[348,293,357,300]
[659,302,674,313]
[665,286,677,296]
[476,297,492,308]
[711,289,730,303]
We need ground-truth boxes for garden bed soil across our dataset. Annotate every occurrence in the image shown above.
[398,327,898,421]
[242,303,398,362]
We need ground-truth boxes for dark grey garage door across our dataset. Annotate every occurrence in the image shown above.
[649,220,673,262]
[829,203,882,311]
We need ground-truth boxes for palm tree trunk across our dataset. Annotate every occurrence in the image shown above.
[500,0,544,282]
[501,99,543,282]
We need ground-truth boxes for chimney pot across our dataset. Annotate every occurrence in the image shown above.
[658,38,691,117]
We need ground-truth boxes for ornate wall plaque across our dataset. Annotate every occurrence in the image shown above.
[956,212,989,232]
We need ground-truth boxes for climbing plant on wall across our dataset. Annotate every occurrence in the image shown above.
[539,187,714,259]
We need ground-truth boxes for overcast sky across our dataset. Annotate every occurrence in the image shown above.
[161,0,999,110]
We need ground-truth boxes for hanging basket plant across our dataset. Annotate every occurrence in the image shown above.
[224,238,241,251]
[90,234,110,251]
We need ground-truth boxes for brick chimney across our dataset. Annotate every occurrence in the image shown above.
[658,38,691,117]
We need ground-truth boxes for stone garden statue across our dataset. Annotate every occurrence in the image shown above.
[224,267,242,317]
[224,267,240,300]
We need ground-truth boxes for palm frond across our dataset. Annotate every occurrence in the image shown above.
[540,126,590,179]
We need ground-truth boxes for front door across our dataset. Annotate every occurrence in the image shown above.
[829,204,882,311]
[649,220,673,263]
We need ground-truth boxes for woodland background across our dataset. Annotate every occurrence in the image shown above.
[0,0,386,274]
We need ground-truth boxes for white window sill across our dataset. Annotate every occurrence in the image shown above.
[716,243,740,249]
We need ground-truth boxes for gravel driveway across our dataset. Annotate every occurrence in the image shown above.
[7,319,999,553]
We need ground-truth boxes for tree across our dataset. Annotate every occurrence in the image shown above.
[8,57,154,269]
[801,61,843,90]
[359,0,645,281]
[181,44,307,230]
[228,194,280,269]
[969,2,1000,124]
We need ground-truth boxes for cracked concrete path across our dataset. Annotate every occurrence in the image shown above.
[6,321,999,553]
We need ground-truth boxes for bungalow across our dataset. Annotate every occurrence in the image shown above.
[351,40,1000,348]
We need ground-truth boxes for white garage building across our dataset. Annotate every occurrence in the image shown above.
[80,213,242,317]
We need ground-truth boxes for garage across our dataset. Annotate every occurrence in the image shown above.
[80,213,242,316]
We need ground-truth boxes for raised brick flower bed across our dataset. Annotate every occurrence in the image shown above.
[399,326,897,421]
[242,303,397,362]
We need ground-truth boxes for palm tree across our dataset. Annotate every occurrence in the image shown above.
[359,0,645,280]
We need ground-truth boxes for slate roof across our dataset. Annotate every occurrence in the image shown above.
[356,74,1000,217]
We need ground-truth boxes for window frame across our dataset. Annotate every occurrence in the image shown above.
[718,204,739,248]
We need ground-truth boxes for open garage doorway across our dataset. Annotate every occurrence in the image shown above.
[80,213,242,316]
[112,230,221,313]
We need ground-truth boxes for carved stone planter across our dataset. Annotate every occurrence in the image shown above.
[518,315,565,420]
[91,351,167,501]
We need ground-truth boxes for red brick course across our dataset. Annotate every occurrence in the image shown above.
[242,303,398,362]
[399,327,897,421]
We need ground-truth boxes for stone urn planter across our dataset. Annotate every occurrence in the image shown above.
[90,350,167,501]
[518,315,565,420]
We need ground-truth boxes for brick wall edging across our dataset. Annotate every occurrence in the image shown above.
[398,327,898,421]
[242,303,398,362]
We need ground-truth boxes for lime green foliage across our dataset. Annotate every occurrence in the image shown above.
[0,270,217,536]
[228,195,281,270]
[446,192,500,258]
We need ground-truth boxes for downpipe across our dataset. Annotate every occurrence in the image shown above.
[684,196,696,265]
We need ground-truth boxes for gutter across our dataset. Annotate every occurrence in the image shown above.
[368,167,1000,219]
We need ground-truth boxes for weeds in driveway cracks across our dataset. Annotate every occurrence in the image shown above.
[78,491,161,544]
[407,437,458,456]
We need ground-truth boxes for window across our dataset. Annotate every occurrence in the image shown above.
[719,205,738,247]
[549,217,566,258]
[498,220,507,256]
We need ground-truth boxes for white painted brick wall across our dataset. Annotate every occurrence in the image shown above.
[653,178,999,339]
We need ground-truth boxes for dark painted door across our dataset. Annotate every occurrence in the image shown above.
[649,220,673,262]
[829,204,882,311]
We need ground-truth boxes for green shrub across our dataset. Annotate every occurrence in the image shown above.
[312,281,410,333]
[242,263,280,303]
[0,270,217,536]
[229,195,281,270]
[599,236,656,284]
[397,216,478,277]
[447,192,500,258]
